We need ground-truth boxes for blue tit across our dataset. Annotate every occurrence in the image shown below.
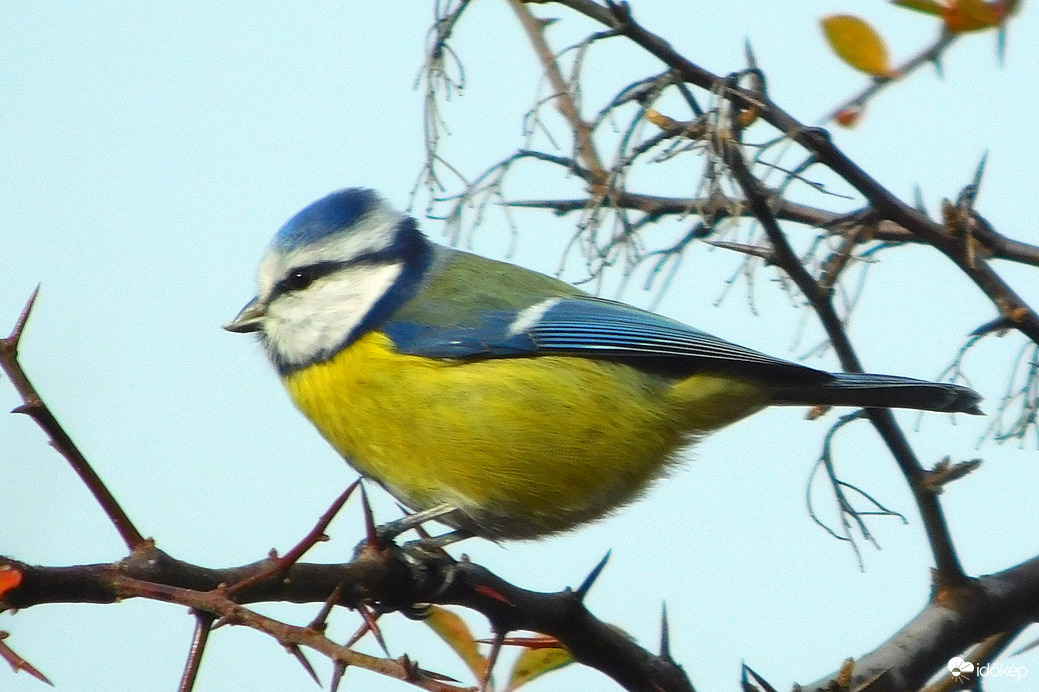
[225,188,981,541]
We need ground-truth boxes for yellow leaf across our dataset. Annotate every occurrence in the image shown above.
[892,0,947,16]
[504,645,573,691]
[423,606,486,681]
[942,0,1000,31]
[644,107,681,130]
[821,15,893,77]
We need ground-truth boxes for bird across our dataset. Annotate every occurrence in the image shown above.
[225,188,982,542]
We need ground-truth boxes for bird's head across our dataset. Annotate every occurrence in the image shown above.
[225,188,432,373]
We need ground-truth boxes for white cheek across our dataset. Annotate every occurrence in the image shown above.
[263,263,404,367]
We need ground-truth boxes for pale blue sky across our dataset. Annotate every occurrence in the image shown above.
[2,3,1037,691]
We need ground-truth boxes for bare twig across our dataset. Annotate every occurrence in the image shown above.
[0,289,146,550]
[177,612,214,692]
[541,0,1039,346]
[724,137,970,588]
[507,0,607,184]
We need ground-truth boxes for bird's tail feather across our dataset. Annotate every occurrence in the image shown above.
[771,373,983,414]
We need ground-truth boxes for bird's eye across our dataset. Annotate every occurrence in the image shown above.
[281,267,318,293]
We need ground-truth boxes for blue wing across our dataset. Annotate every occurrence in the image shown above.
[382,296,832,384]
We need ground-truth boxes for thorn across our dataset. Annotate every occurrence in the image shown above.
[3,285,41,349]
[575,550,611,600]
[318,479,360,531]
[308,584,343,632]
[973,150,989,190]
[360,483,378,546]
[703,239,775,262]
[407,662,460,684]
[400,653,419,682]
[0,634,54,686]
[178,612,214,692]
[358,604,391,657]
[344,616,374,648]
[481,630,505,692]
[659,602,671,660]
[912,185,928,216]
[743,37,757,70]
[286,643,321,686]
[211,615,234,630]
[420,669,462,683]
[742,662,779,692]
[330,661,348,692]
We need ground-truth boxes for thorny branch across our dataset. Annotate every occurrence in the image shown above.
[0,289,145,550]
[3,545,1039,692]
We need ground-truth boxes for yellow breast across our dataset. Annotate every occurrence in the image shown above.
[283,331,767,539]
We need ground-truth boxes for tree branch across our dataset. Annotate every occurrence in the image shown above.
[1,542,694,692]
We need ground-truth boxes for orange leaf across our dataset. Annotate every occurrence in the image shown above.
[504,645,573,691]
[423,606,486,681]
[834,105,865,128]
[0,565,22,598]
[942,0,1000,31]
[821,15,894,77]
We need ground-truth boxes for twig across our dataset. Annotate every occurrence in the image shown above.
[544,0,1039,346]
[819,31,961,125]
[0,289,146,550]
[507,0,607,184]
[505,192,1039,267]
[177,612,214,692]
[723,139,970,588]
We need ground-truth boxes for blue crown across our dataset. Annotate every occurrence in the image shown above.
[272,188,381,251]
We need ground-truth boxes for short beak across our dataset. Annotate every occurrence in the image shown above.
[224,297,267,334]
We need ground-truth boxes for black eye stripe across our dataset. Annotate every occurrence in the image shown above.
[274,254,400,296]
[275,260,347,295]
